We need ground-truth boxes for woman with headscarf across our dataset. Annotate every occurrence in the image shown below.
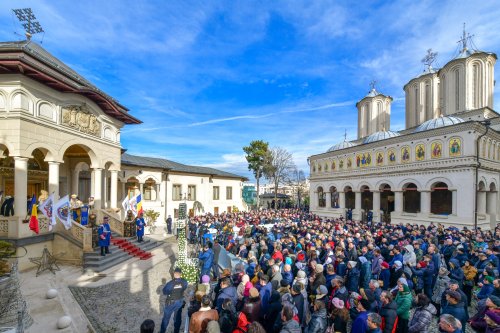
[389,261,404,288]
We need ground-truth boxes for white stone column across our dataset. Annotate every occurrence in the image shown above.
[326,191,332,208]
[452,190,458,215]
[420,190,431,214]
[156,184,161,201]
[110,170,118,209]
[14,157,28,217]
[121,181,126,199]
[139,183,144,195]
[394,190,403,213]
[355,191,362,210]
[103,170,108,208]
[48,161,60,199]
[72,170,79,196]
[339,191,345,209]
[373,190,381,222]
[90,169,95,198]
[93,168,103,209]
[487,191,497,214]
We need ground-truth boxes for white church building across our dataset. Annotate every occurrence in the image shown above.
[309,32,499,230]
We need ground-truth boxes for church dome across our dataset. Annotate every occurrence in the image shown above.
[327,141,355,152]
[414,115,465,133]
[363,130,401,144]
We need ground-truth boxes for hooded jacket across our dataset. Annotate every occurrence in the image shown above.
[408,303,437,333]
[232,312,249,333]
[448,259,465,286]
[395,285,413,320]
[358,256,372,290]
[432,274,450,304]
[403,245,417,267]
[280,319,302,333]
[346,265,360,293]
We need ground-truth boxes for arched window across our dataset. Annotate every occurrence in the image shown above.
[144,178,157,201]
[425,82,431,120]
[414,86,419,124]
[472,63,480,108]
[330,186,338,208]
[403,183,420,213]
[318,187,326,207]
[126,177,139,198]
[431,182,452,215]
[361,185,373,212]
[344,186,355,209]
[365,103,370,135]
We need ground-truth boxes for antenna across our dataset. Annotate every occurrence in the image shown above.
[12,8,44,41]
[421,49,438,71]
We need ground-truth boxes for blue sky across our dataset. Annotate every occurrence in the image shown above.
[1,1,500,181]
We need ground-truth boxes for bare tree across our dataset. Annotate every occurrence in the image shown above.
[264,147,296,205]
[287,168,307,209]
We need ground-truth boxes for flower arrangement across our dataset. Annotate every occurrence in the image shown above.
[175,203,199,283]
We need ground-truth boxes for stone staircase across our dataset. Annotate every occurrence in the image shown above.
[83,234,159,273]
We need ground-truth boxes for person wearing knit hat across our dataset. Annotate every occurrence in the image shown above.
[348,261,357,269]
[417,261,427,268]
[381,261,390,269]
[398,277,408,286]
[331,297,345,309]
[316,285,328,299]
[393,260,402,269]
[201,275,210,283]
[315,264,324,273]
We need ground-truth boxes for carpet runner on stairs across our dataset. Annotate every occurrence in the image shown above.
[111,238,153,260]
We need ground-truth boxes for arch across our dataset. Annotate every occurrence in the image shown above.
[490,182,496,192]
[103,160,120,172]
[329,186,338,208]
[375,179,395,190]
[36,100,56,121]
[431,182,452,215]
[425,177,452,191]
[9,89,32,112]
[103,126,116,142]
[317,186,326,207]
[358,182,373,191]
[0,89,7,109]
[143,177,157,201]
[58,140,99,167]
[23,142,58,162]
[403,182,420,213]
[140,173,161,183]
[344,185,355,210]
[0,140,16,156]
[398,178,423,190]
[478,180,486,191]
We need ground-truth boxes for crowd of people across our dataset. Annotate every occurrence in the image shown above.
[154,209,500,333]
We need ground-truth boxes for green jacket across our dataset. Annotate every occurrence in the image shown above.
[395,287,413,320]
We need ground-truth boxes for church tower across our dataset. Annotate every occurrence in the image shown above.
[439,27,496,115]
[356,82,393,139]
[404,49,440,129]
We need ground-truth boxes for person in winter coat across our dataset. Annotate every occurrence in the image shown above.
[408,294,436,333]
[403,245,416,268]
[219,299,237,333]
[359,256,372,290]
[484,309,500,333]
[432,267,451,315]
[282,264,294,286]
[462,260,478,306]
[291,284,306,327]
[216,277,238,312]
[232,311,250,333]
[198,244,214,278]
[379,262,391,290]
[390,261,404,289]
[305,300,327,333]
[242,288,261,323]
[372,249,384,279]
[346,261,361,293]
[309,264,326,294]
[441,290,468,330]
[448,259,465,288]
[478,276,496,300]
[395,281,412,333]
[351,298,371,333]
[409,261,425,295]
[189,295,219,333]
[259,275,273,314]
[330,298,349,333]
[379,291,398,333]
[264,291,282,333]
[279,304,302,333]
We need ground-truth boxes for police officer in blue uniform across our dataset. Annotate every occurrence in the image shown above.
[98,216,111,256]
[160,267,188,333]
[136,212,146,242]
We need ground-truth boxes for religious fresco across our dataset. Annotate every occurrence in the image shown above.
[449,137,462,157]
[388,149,396,164]
[324,163,329,172]
[376,151,384,166]
[339,159,344,169]
[346,158,351,169]
[416,144,425,161]
[332,161,336,171]
[356,153,372,167]
[431,141,443,158]
[401,146,410,163]
[318,164,322,172]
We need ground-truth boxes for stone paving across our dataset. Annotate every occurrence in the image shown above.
[69,237,184,333]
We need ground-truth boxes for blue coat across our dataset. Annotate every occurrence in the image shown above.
[477,283,494,300]
[198,249,214,270]
[136,217,146,237]
[351,311,369,333]
[379,269,390,290]
[98,223,111,247]
[442,303,467,330]
[346,266,360,292]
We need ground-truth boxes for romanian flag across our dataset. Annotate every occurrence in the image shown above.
[29,203,39,234]
[136,194,143,215]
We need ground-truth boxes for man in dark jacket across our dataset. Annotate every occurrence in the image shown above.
[280,303,301,333]
[198,243,214,279]
[291,284,306,326]
[379,291,397,333]
[346,261,361,293]
[441,290,467,330]
[215,277,237,312]
[352,298,371,333]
